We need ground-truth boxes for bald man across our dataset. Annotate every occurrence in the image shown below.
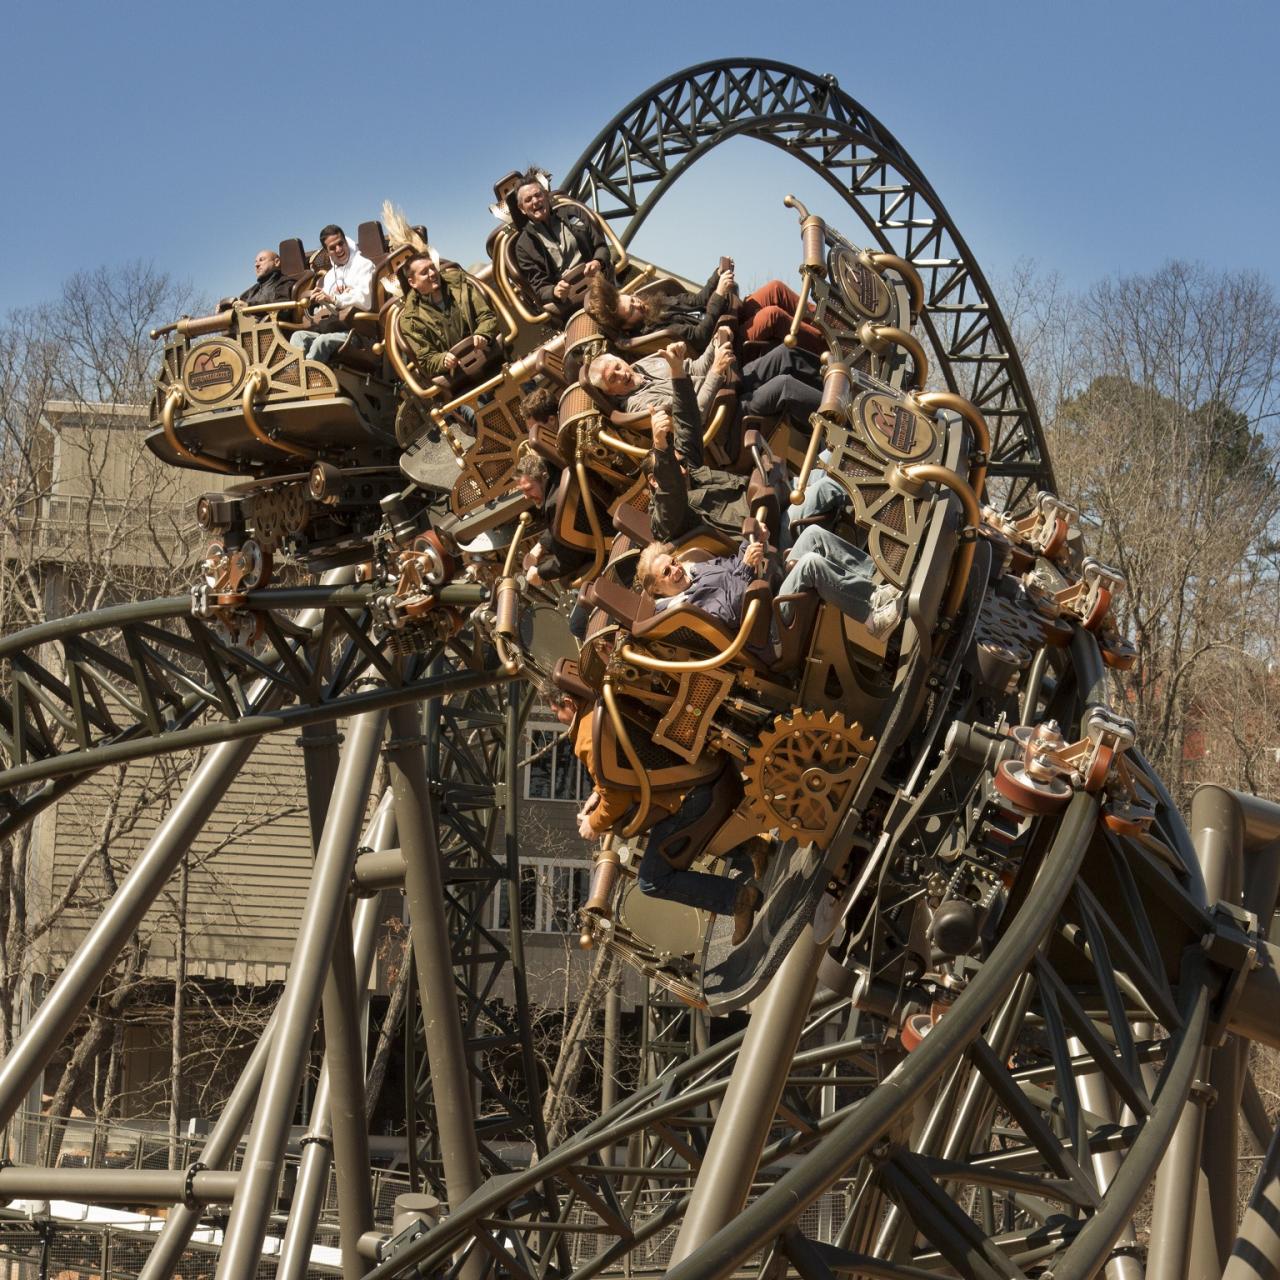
[238,249,296,306]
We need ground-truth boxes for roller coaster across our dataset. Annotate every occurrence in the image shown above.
[2,58,1279,1280]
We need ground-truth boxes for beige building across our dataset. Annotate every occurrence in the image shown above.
[13,400,627,1125]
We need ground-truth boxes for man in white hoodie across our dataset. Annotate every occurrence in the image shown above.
[290,224,376,365]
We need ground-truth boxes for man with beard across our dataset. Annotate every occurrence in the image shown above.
[584,262,737,355]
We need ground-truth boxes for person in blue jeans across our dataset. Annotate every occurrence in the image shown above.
[634,780,764,944]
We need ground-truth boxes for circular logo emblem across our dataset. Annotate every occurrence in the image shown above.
[829,248,891,321]
[856,392,937,463]
[183,340,247,405]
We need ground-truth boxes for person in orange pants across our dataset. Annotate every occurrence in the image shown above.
[738,279,825,355]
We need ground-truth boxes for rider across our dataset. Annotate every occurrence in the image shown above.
[555,694,764,944]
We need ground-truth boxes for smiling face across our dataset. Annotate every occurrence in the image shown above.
[407,256,442,298]
[648,552,690,596]
[323,231,349,265]
[592,354,640,397]
[516,183,551,223]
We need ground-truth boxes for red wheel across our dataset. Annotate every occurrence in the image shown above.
[994,760,1072,815]
[1082,585,1111,632]
[900,1012,934,1052]
[1041,517,1069,559]
[1101,643,1137,671]
[1081,744,1114,793]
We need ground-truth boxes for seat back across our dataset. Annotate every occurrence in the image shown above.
[357,221,389,265]
[278,238,309,278]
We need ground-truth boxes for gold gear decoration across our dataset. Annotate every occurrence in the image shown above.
[743,710,875,849]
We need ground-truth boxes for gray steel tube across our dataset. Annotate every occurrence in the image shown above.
[353,849,406,891]
[215,709,387,1280]
[276,792,395,1280]
[0,1167,239,1203]
[1231,939,1280,1051]
[1071,1038,1142,1280]
[1192,784,1247,1272]
[299,723,375,1280]
[386,702,484,1214]
[660,793,1098,1280]
[1224,1113,1280,1280]
[0,571,360,1131]
[0,721,269,1130]
[668,926,828,1265]
[142,794,394,1280]
[138,1008,280,1280]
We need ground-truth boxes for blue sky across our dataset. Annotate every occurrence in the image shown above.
[2,1,1277,315]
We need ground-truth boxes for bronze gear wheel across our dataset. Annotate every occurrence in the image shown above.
[743,709,874,849]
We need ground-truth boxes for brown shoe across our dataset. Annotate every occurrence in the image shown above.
[731,883,763,946]
[741,836,771,883]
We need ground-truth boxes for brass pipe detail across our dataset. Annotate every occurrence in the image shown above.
[242,370,310,459]
[474,274,519,347]
[177,312,235,339]
[783,194,811,220]
[384,303,438,402]
[502,510,531,579]
[867,252,925,320]
[901,463,981,619]
[238,299,305,317]
[859,324,928,390]
[493,512,532,675]
[621,598,764,674]
[782,274,814,350]
[703,398,729,448]
[790,413,828,506]
[160,388,234,474]
[913,390,991,502]
[598,428,649,460]
[495,233,551,326]
[571,453,607,589]
[579,843,621,950]
[559,197,629,274]
[602,681,652,839]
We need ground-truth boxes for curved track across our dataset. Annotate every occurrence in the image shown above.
[564,59,1052,509]
[0,57,1276,1280]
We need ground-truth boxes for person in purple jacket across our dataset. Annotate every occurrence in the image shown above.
[636,528,902,643]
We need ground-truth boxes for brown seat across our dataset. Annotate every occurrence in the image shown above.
[591,703,720,832]
[278,238,309,278]
[357,221,390,266]
[552,658,594,704]
[612,502,654,546]
[584,577,654,630]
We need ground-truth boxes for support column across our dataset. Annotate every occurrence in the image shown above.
[276,790,397,1280]
[504,685,551,1159]
[668,925,826,1265]
[299,723,375,1280]
[215,709,387,1280]
[385,702,483,1217]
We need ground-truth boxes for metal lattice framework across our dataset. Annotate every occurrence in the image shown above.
[1,56,1279,1280]
[564,59,1053,509]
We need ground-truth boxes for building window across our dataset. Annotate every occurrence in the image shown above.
[492,859,592,934]
[524,721,591,803]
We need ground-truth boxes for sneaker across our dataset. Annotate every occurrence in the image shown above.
[731,883,763,946]
[866,584,904,640]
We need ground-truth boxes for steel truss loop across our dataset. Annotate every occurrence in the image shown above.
[563,58,1052,509]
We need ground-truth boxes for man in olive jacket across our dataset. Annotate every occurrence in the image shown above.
[399,252,501,381]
